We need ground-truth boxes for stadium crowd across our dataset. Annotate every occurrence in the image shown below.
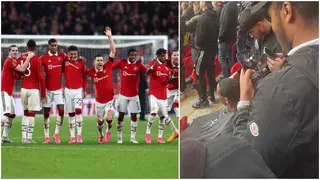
[180,1,318,178]
[2,2,178,38]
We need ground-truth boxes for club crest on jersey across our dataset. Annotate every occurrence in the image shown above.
[125,66,128,69]
[94,74,97,76]
[133,66,138,72]
[48,60,51,62]
[249,122,259,137]
[103,70,106,73]
[57,57,61,61]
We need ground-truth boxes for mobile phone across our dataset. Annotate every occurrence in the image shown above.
[263,47,278,59]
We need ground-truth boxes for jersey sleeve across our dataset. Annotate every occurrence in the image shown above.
[112,60,122,70]
[139,63,147,73]
[109,57,114,63]
[82,61,87,92]
[37,57,46,99]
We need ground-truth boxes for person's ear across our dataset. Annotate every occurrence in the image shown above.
[282,2,294,23]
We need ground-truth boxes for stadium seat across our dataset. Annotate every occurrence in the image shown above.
[180,116,189,132]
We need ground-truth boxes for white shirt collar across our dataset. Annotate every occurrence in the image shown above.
[157,58,163,64]
[287,38,319,56]
[127,59,137,65]
[48,51,58,56]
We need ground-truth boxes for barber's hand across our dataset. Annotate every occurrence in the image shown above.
[267,53,285,72]
[239,68,255,102]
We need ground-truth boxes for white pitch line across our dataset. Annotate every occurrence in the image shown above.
[1,146,178,153]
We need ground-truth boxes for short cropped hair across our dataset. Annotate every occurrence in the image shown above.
[27,39,36,51]
[218,78,240,106]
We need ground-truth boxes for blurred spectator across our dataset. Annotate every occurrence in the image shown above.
[218,1,238,79]
[1,2,178,46]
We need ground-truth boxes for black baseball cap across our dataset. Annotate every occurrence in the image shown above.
[180,136,276,178]
[238,1,270,32]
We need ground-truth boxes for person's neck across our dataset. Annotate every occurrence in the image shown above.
[292,24,319,48]
[202,7,208,11]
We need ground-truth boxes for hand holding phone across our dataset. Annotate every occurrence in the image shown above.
[263,47,279,59]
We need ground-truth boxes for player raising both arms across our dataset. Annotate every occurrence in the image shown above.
[1,45,34,143]
[145,48,179,144]
[63,45,87,144]
[112,49,154,144]
[166,49,179,142]
[41,39,67,144]
[86,27,116,143]
[18,40,46,144]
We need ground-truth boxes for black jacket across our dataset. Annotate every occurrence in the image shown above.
[181,106,243,140]
[214,5,223,20]
[218,2,238,43]
[195,8,219,51]
[234,45,319,178]
[186,11,203,49]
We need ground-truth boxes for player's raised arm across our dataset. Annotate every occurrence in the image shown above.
[15,52,34,72]
[104,27,116,60]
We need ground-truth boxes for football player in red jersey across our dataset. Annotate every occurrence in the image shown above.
[41,38,67,144]
[166,49,179,142]
[86,27,116,143]
[63,45,87,144]
[1,45,34,143]
[145,48,179,144]
[18,40,46,144]
[112,48,154,144]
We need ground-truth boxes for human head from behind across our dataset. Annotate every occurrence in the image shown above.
[193,1,201,14]
[200,1,213,11]
[267,2,319,53]
[48,38,58,54]
[217,78,240,111]
[156,48,167,63]
[171,49,179,66]
[27,39,36,52]
[239,8,271,39]
[8,45,18,59]
[68,45,78,61]
[94,55,104,71]
[128,48,138,63]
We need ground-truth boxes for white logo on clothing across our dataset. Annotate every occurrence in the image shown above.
[156,71,168,76]
[65,61,79,69]
[123,71,137,76]
[48,64,62,70]
[249,122,259,137]
[94,75,108,82]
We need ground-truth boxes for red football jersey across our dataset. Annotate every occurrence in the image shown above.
[149,58,170,100]
[18,53,46,99]
[41,51,67,91]
[1,57,19,96]
[87,59,114,103]
[112,59,147,97]
[63,57,87,90]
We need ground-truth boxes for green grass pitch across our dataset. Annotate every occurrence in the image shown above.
[1,116,179,179]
